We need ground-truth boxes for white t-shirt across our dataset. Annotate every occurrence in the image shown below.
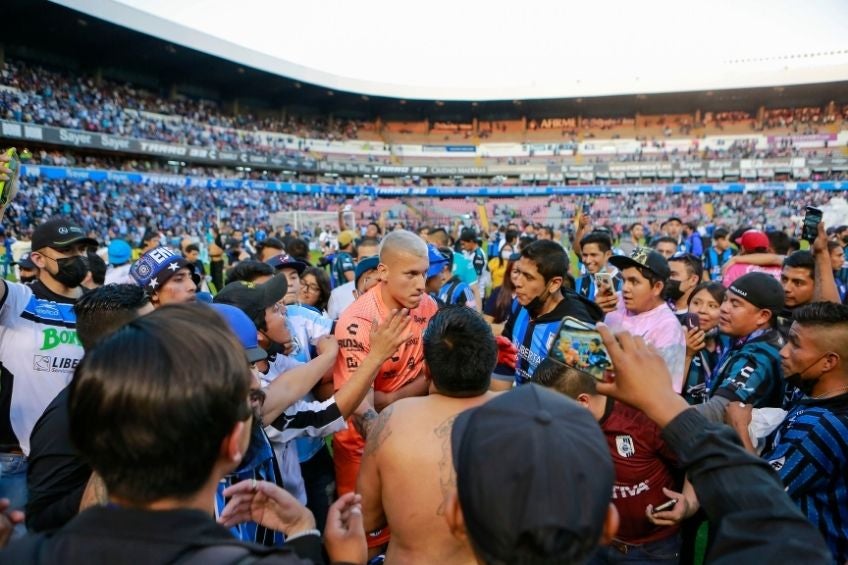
[0,281,83,455]
[104,263,133,285]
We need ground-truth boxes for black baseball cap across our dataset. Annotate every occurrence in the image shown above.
[13,251,36,269]
[451,384,614,563]
[213,274,288,328]
[609,247,670,280]
[31,217,97,252]
[458,228,477,242]
[727,272,785,312]
[266,253,307,275]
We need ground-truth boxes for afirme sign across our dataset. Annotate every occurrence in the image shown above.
[2,120,846,178]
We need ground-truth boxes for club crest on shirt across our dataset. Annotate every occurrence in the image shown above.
[769,456,786,472]
[616,435,636,458]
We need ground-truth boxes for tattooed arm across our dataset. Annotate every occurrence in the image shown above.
[357,405,396,533]
[351,404,379,439]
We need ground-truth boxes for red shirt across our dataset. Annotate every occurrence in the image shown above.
[602,401,681,544]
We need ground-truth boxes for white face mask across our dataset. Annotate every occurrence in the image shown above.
[501,247,513,260]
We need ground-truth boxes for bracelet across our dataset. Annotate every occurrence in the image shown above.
[286,528,321,542]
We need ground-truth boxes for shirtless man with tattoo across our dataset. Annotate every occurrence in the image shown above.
[357,307,499,564]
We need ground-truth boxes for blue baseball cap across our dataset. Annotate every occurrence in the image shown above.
[210,303,268,363]
[427,244,449,279]
[130,247,200,292]
[354,255,379,288]
[108,239,132,265]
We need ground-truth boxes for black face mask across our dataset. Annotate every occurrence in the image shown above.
[19,275,37,285]
[51,255,88,288]
[526,286,553,318]
[784,354,828,397]
[662,279,684,302]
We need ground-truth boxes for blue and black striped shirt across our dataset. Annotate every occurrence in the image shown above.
[762,393,848,564]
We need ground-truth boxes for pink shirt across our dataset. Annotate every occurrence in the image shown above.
[722,263,782,288]
[605,301,686,391]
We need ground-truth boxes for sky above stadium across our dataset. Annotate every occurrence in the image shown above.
[56,0,848,101]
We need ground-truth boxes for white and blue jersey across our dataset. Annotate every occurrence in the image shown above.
[0,280,82,455]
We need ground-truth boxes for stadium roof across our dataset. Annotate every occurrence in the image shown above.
[52,0,848,101]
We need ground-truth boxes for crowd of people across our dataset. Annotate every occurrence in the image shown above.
[0,147,846,564]
[3,58,847,168]
[3,167,848,260]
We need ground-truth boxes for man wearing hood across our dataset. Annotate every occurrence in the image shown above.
[498,240,604,389]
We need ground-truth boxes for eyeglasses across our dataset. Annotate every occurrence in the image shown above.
[302,283,321,293]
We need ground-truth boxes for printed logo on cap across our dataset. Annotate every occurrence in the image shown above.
[631,248,649,266]
[730,285,747,297]
[58,227,69,235]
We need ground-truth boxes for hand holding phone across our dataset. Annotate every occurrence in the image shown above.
[548,317,613,381]
[651,498,677,514]
[594,272,614,296]
[684,312,700,330]
[801,206,823,242]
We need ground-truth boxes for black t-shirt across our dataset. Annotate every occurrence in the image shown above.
[26,386,91,532]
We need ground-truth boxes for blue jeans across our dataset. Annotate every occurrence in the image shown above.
[0,453,28,538]
[590,533,681,565]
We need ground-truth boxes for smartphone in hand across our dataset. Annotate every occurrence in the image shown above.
[594,272,615,296]
[548,317,613,382]
[801,206,823,242]
[651,499,678,514]
[684,311,700,330]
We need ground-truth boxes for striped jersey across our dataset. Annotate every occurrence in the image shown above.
[762,393,848,564]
